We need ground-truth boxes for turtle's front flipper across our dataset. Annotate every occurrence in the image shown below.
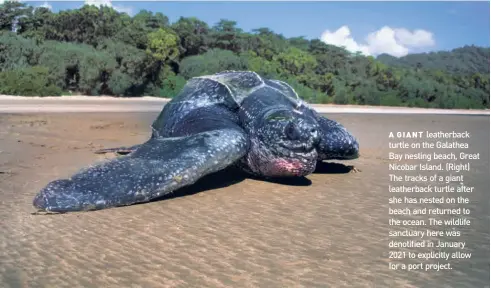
[33,128,249,213]
[94,144,142,155]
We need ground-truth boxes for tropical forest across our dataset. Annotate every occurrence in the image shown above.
[0,1,489,109]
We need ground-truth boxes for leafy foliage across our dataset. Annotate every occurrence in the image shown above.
[377,46,490,75]
[179,49,248,79]
[146,28,180,62]
[171,17,210,57]
[0,1,489,109]
[0,66,62,96]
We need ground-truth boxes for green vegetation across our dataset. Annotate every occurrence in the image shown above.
[0,66,62,96]
[0,1,489,109]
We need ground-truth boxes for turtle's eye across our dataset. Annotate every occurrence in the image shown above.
[284,122,300,140]
[266,115,292,121]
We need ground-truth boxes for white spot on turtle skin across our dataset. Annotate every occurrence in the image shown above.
[293,109,303,115]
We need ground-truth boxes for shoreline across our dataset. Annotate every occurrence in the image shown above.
[0,95,489,115]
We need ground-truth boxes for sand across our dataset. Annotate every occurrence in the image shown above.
[0,108,489,287]
[1,95,489,115]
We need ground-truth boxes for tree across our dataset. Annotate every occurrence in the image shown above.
[0,1,29,31]
[146,28,180,63]
[210,19,243,53]
[133,10,169,29]
[274,47,317,76]
[17,6,54,41]
[41,5,128,46]
[289,36,310,51]
[171,17,210,57]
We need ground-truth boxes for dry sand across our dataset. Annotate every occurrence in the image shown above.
[0,107,489,287]
[1,95,489,115]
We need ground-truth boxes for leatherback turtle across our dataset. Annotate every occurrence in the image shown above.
[33,71,359,213]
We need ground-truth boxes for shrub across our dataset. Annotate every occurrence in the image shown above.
[179,49,248,79]
[0,66,62,96]
[159,74,186,98]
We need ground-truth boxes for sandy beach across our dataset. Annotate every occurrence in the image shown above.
[1,95,489,115]
[0,99,489,287]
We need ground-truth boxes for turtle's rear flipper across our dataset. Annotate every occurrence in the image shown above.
[94,144,142,155]
[33,126,249,213]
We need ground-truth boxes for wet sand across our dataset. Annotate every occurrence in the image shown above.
[0,112,489,288]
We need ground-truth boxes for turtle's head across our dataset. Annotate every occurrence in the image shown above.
[245,108,320,177]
